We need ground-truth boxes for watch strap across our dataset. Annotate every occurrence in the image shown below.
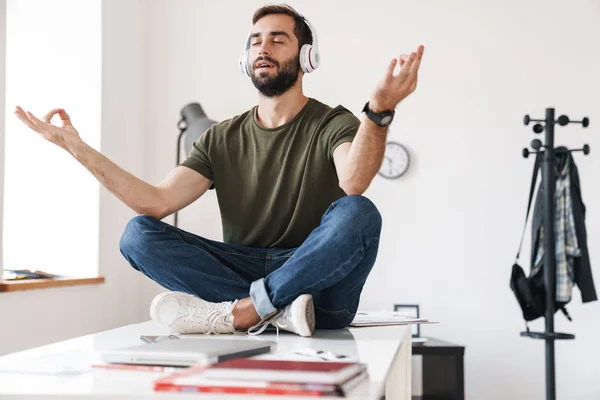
[362,101,395,127]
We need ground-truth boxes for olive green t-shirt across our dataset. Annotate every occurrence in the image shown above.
[179,98,359,249]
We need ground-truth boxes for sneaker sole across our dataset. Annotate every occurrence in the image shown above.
[294,294,316,337]
[149,291,178,325]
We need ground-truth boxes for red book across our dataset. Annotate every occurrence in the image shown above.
[203,359,362,384]
[154,360,368,397]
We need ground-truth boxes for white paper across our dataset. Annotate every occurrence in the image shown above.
[350,310,432,327]
[255,348,359,363]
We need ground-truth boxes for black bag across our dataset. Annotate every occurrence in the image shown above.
[510,262,546,321]
[509,153,571,322]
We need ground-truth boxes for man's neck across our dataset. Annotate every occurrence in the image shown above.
[256,86,310,129]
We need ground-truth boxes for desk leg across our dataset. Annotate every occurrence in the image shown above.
[385,328,412,400]
[421,354,464,400]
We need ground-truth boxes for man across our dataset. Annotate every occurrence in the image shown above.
[15,4,424,337]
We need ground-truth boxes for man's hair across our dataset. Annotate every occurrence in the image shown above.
[252,4,313,50]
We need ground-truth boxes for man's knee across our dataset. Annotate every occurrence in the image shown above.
[335,195,382,234]
[315,307,355,330]
[119,215,162,259]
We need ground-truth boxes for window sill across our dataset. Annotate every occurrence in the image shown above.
[0,276,105,292]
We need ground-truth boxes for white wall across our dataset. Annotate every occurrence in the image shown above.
[143,1,600,399]
[0,0,161,355]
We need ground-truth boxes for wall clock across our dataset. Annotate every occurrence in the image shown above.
[378,141,410,179]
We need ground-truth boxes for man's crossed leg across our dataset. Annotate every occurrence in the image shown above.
[119,195,382,337]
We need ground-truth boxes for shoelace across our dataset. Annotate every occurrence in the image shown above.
[246,311,283,340]
[184,300,236,335]
[245,302,296,338]
[205,309,235,335]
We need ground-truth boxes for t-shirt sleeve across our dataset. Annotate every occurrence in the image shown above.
[178,126,214,181]
[321,106,361,160]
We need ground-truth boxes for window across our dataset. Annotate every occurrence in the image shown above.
[2,0,101,278]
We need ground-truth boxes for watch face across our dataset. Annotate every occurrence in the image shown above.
[378,142,410,179]
[381,115,393,126]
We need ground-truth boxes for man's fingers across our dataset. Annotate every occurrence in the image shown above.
[399,54,409,67]
[391,52,416,86]
[409,45,425,78]
[42,108,72,127]
[385,58,398,80]
[399,52,416,75]
[395,46,424,89]
[26,111,50,131]
[58,109,73,126]
[375,46,424,107]
[43,108,62,124]
[14,107,44,134]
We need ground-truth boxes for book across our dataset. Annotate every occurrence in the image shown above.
[201,358,363,384]
[154,362,368,397]
[2,269,61,280]
[349,311,434,327]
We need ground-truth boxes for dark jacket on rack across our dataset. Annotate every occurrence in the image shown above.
[531,146,597,303]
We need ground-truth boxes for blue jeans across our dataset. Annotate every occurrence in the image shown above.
[119,195,382,329]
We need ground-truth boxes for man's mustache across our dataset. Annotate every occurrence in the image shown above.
[254,56,279,68]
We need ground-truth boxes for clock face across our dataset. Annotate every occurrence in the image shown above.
[378,142,410,179]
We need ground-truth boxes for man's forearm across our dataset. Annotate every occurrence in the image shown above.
[68,140,165,217]
[339,117,388,194]
[338,45,424,195]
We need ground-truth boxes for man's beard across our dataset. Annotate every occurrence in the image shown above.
[250,55,300,98]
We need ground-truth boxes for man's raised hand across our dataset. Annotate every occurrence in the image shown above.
[14,106,82,152]
[370,44,424,113]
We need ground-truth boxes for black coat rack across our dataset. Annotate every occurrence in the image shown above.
[521,108,590,400]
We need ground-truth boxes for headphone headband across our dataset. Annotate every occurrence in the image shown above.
[302,16,318,49]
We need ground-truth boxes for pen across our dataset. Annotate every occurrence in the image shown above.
[293,349,349,361]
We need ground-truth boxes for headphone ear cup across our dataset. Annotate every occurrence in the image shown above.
[239,51,246,75]
[245,50,252,77]
[309,47,320,72]
[239,50,251,77]
[299,44,311,73]
[299,44,319,74]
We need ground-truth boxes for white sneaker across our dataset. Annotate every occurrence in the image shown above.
[150,292,237,335]
[249,294,315,337]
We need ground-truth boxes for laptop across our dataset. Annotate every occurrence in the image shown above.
[101,338,277,367]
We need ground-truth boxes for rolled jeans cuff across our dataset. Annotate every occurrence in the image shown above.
[250,278,278,320]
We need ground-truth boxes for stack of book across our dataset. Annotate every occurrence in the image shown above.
[154,358,368,397]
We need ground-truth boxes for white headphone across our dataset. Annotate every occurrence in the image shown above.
[239,14,320,77]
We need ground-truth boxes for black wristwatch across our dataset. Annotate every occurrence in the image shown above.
[362,101,395,127]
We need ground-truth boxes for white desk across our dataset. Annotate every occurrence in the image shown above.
[0,321,411,399]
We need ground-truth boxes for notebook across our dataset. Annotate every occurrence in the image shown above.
[101,338,276,367]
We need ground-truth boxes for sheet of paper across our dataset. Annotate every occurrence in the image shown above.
[255,348,359,363]
[350,310,432,327]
